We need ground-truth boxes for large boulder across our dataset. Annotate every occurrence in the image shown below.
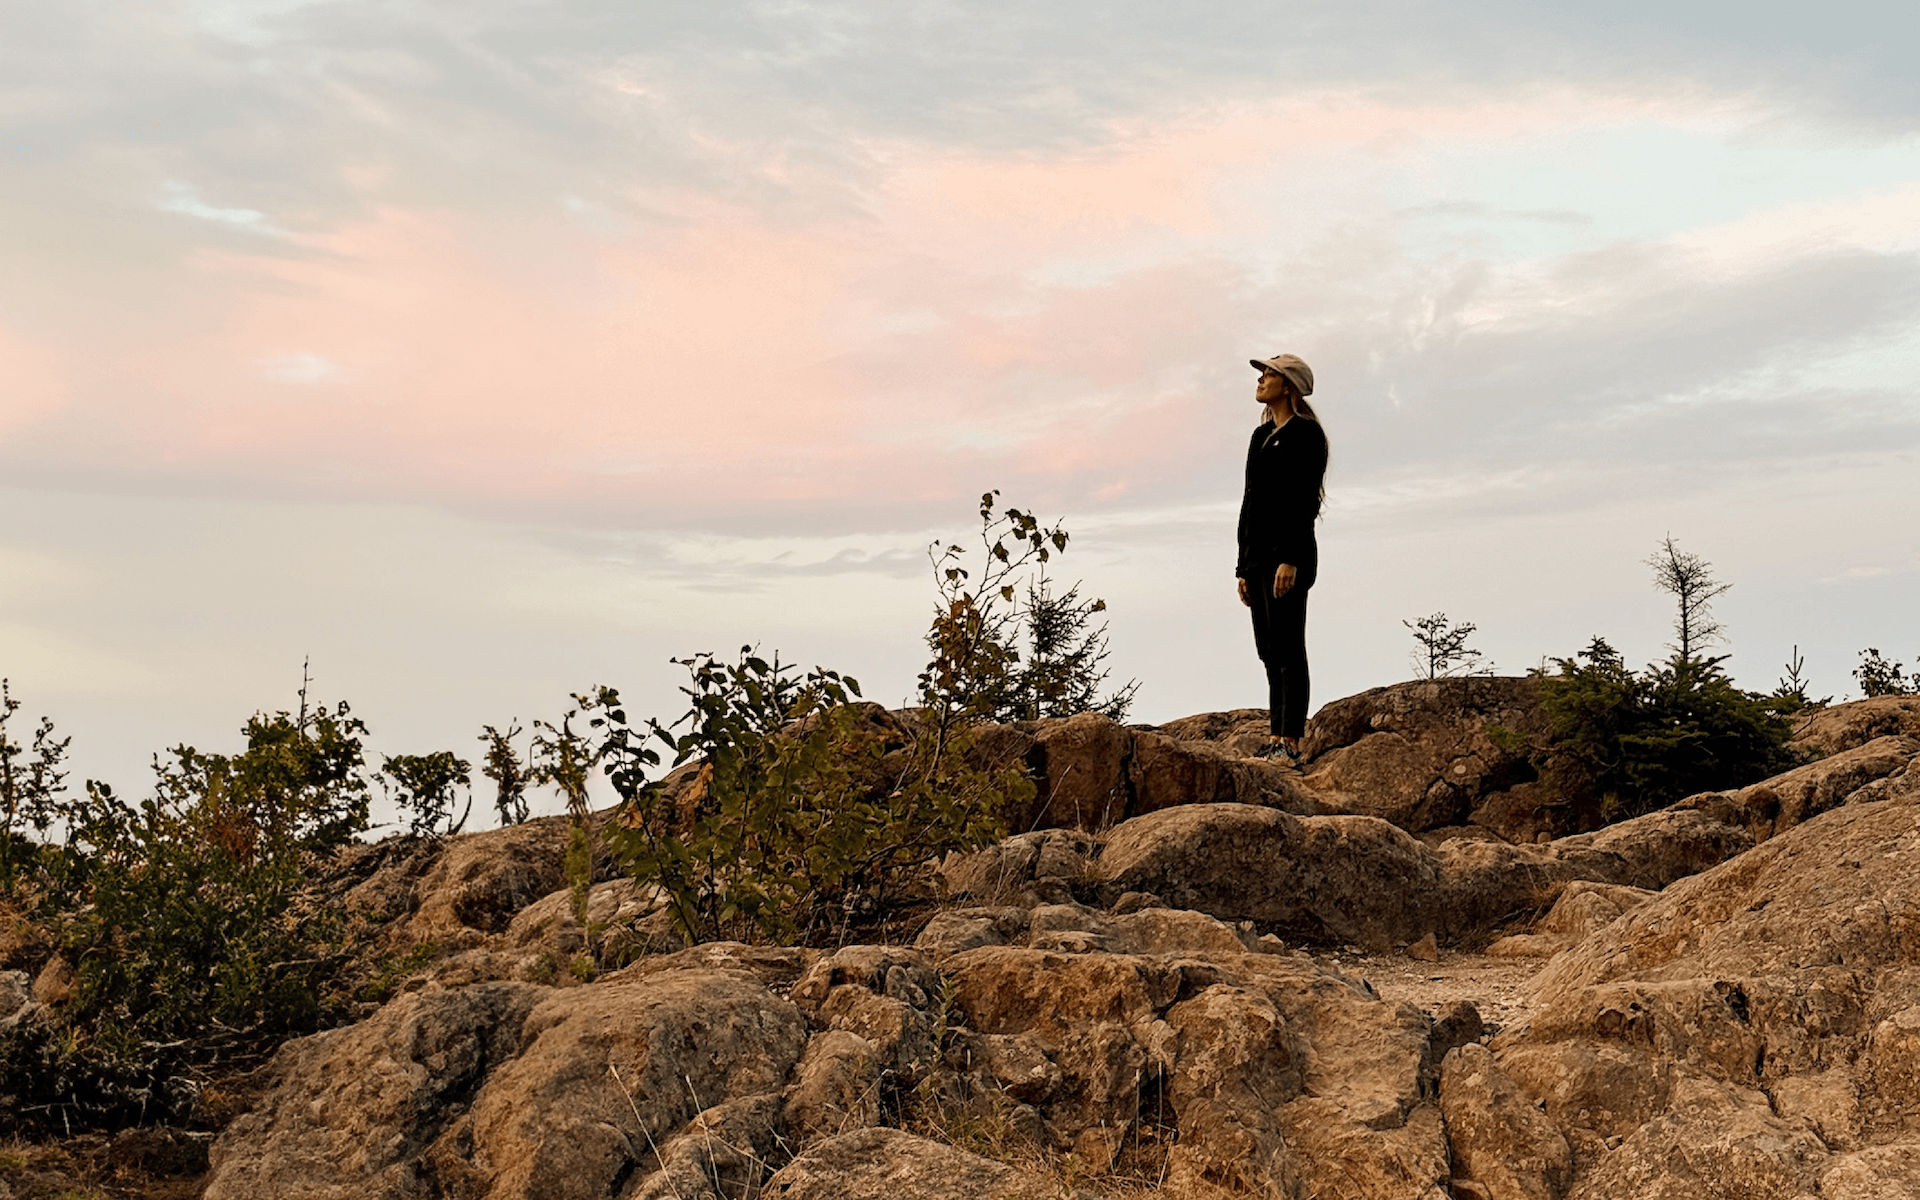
[1298,677,1554,836]
[1090,801,1752,950]
[204,961,811,1200]
[1021,712,1131,830]
[1453,791,1920,1198]
[986,711,1320,833]
[1440,1042,1572,1200]
[1484,881,1655,959]
[204,983,545,1200]
[385,818,575,947]
[939,944,1450,1198]
[939,828,1099,905]
[1095,805,1441,948]
[1536,807,1755,891]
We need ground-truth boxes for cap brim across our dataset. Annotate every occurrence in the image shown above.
[1250,358,1271,372]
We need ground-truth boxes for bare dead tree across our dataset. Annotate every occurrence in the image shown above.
[1646,535,1731,662]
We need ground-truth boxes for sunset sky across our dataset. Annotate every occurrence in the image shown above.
[3,2,1917,813]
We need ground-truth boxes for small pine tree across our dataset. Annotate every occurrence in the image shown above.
[1008,578,1138,721]
[1403,613,1491,679]
[1770,645,1829,713]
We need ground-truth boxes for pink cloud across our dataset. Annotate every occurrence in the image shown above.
[0,80,1783,521]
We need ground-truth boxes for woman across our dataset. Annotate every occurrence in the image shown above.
[1236,353,1327,763]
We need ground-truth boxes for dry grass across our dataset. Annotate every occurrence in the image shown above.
[0,1129,209,1200]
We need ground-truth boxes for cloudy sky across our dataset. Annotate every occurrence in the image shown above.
[3,1,1917,813]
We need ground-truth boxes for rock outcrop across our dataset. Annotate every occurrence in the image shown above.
[978,710,1322,833]
[1298,677,1556,839]
[43,685,1920,1200]
[205,913,1463,1200]
[1449,789,1920,1199]
[1791,694,1920,757]
[939,799,1752,951]
[1678,733,1920,842]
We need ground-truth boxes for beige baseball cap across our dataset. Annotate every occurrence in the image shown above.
[1250,353,1314,396]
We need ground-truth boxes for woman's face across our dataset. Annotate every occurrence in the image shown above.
[1255,368,1294,406]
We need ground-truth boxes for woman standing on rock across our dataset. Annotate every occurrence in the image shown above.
[1237,353,1328,763]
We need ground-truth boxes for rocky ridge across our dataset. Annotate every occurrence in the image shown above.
[5,684,1920,1198]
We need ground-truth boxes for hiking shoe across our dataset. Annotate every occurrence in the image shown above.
[1257,742,1302,765]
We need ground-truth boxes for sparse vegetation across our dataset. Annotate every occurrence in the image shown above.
[599,648,1025,944]
[380,750,473,839]
[1854,648,1914,697]
[1404,612,1491,679]
[6,499,1889,1200]
[478,722,532,826]
[922,491,1136,724]
[355,941,439,1004]
[1647,535,1731,662]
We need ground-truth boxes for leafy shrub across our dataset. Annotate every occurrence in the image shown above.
[0,679,70,894]
[601,648,1025,944]
[48,700,374,1044]
[478,722,532,825]
[1854,649,1914,697]
[1506,638,1799,821]
[922,491,1135,723]
[380,750,473,839]
[2,686,463,1126]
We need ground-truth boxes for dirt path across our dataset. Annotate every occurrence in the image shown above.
[1309,946,1548,1034]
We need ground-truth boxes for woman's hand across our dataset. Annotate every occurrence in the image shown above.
[1272,563,1297,598]
[1237,577,1251,607]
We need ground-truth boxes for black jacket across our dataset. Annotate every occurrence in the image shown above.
[1235,417,1327,578]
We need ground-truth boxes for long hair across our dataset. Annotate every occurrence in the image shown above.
[1262,384,1328,507]
[1263,395,1321,426]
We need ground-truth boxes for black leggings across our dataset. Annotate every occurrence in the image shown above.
[1248,559,1315,738]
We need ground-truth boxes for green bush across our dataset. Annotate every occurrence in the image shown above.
[1,688,467,1127]
[0,679,72,894]
[600,649,1025,944]
[1507,638,1800,821]
[49,700,374,1044]
[1854,649,1914,697]
[921,491,1135,724]
[380,750,473,839]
